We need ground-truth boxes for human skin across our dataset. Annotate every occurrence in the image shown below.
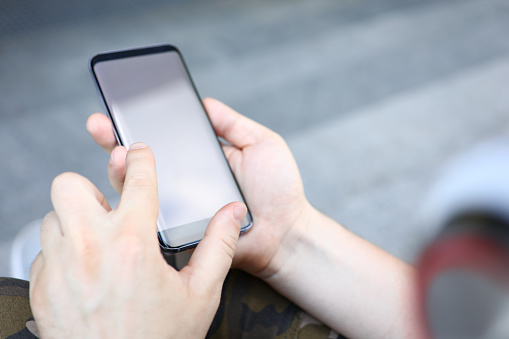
[29,143,247,338]
[87,98,424,338]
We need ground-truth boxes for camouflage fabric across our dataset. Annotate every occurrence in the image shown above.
[0,278,38,338]
[0,271,344,339]
[207,270,345,339]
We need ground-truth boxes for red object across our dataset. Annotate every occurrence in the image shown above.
[416,234,509,338]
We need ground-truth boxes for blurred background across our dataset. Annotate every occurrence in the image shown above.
[2,0,509,278]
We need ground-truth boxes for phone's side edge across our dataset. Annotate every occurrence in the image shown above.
[173,47,255,235]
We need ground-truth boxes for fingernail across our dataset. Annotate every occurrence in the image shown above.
[129,142,147,150]
[233,206,246,226]
[109,153,115,166]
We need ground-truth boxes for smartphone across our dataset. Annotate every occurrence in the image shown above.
[89,44,253,252]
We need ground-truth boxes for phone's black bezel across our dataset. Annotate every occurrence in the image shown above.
[89,44,253,253]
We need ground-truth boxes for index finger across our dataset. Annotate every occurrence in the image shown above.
[116,143,159,230]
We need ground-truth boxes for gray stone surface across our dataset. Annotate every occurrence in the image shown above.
[288,56,509,261]
[1,0,509,276]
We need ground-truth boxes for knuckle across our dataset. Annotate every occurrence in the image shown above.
[33,251,43,265]
[42,211,56,225]
[124,174,151,188]
[219,233,238,262]
[30,252,43,278]
[51,172,79,190]
[270,131,285,144]
[30,270,54,312]
[51,172,90,198]
[127,145,153,161]
[29,283,46,310]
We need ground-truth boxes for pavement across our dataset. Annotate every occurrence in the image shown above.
[1,0,509,277]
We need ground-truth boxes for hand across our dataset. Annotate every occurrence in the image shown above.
[30,143,246,338]
[86,98,311,278]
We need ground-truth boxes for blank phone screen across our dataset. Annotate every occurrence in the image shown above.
[91,46,251,249]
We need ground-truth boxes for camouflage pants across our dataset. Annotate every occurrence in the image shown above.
[0,270,344,339]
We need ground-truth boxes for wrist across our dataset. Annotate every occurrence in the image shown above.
[256,202,320,282]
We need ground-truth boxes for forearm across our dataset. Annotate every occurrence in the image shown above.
[264,206,423,338]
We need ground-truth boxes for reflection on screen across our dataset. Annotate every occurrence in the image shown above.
[94,51,245,232]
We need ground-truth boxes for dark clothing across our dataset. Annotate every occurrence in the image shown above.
[0,271,344,339]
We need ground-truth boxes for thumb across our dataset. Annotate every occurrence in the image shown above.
[185,202,247,289]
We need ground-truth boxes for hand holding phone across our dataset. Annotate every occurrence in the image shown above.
[88,97,312,277]
[30,144,246,338]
